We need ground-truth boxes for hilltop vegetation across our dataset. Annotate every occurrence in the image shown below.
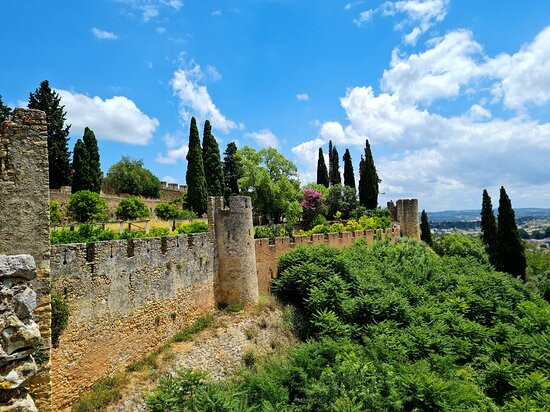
[147,236,550,411]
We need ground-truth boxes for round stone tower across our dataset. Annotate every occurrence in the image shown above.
[208,196,259,306]
[388,198,420,240]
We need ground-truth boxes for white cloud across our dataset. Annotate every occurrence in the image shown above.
[212,9,222,16]
[161,175,178,183]
[353,10,373,27]
[141,5,159,21]
[115,0,181,21]
[171,63,238,133]
[296,93,310,101]
[486,26,550,109]
[291,26,550,209]
[57,90,159,145]
[156,26,166,34]
[92,28,118,40]
[357,0,449,45]
[155,144,188,164]
[382,30,485,104]
[161,0,182,10]
[245,129,279,148]
[205,65,222,82]
[345,3,352,10]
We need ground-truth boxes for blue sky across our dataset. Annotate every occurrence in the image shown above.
[1,0,550,211]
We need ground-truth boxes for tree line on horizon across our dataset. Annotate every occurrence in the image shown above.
[316,139,380,209]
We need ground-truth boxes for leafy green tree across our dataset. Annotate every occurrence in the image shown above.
[0,95,12,122]
[66,190,108,223]
[223,141,242,199]
[480,189,498,266]
[343,149,355,189]
[51,292,69,346]
[329,143,341,186]
[358,139,379,209]
[496,186,526,280]
[154,202,184,220]
[238,146,302,224]
[420,209,432,245]
[28,80,71,189]
[104,156,161,198]
[201,120,224,196]
[186,117,208,215]
[326,184,358,219]
[116,197,150,221]
[83,127,102,193]
[316,148,329,187]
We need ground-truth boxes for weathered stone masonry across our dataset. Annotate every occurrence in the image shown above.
[0,109,51,411]
[50,234,215,409]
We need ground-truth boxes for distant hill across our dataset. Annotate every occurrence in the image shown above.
[424,208,550,222]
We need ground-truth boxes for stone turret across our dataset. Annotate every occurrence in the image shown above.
[388,199,420,240]
[208,196,259,306]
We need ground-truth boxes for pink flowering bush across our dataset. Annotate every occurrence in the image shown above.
[301,188,327,227]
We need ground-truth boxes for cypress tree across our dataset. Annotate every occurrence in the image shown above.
[343,149,355,189]
[330,145,341,186]
[420,209,432,245]
[223,141,242,198]
[359,139,379,209]
[0,95,12,122]
[201,120,224,196]
[28,80,71,189]
[83,127,102,193]
[496,186,526,280]
[480,189,498,266]
[316,148,329,187]
[71,139,90,193]
[185,117,208,215]
[328,140,333,185]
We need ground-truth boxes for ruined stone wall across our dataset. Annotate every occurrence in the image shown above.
[50,233,215,409]
[209,197,258,306]
[255,228,400,296]
[0,109,51,410]
[0,255,42,411]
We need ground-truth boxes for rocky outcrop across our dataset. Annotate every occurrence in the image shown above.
[1,255,41,412]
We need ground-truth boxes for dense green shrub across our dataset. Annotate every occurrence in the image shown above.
[51,292,69,346]
[66,190,108,223]
[254,224,288,239]
[154,202,184,220]
[177,221,208,235]
[433,233,489,264]
[49,200,62,225]
[50,224,117,245]
[147,239,550,410]
[525,246,550,300]
[115,197,150,221]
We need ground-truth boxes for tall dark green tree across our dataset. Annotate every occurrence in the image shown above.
[83,127,102,193]
[358,139,379,209]
[316,148,329,187]
[28,80,71,189]
[71,139,91,193]
[343,149,355,189]
[201,120,224,197]
[420,209,432,245]
[223,141,242,199]
[330,144,341,186]
[186,117,208,215]
[496,186,526,280]
[0,95,12,122]
[480,189,498,266]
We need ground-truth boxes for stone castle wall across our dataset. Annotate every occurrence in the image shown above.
[0,255,42,412]
[0,109,51,410]
[50,233,215,409]
[255,228,400,296]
